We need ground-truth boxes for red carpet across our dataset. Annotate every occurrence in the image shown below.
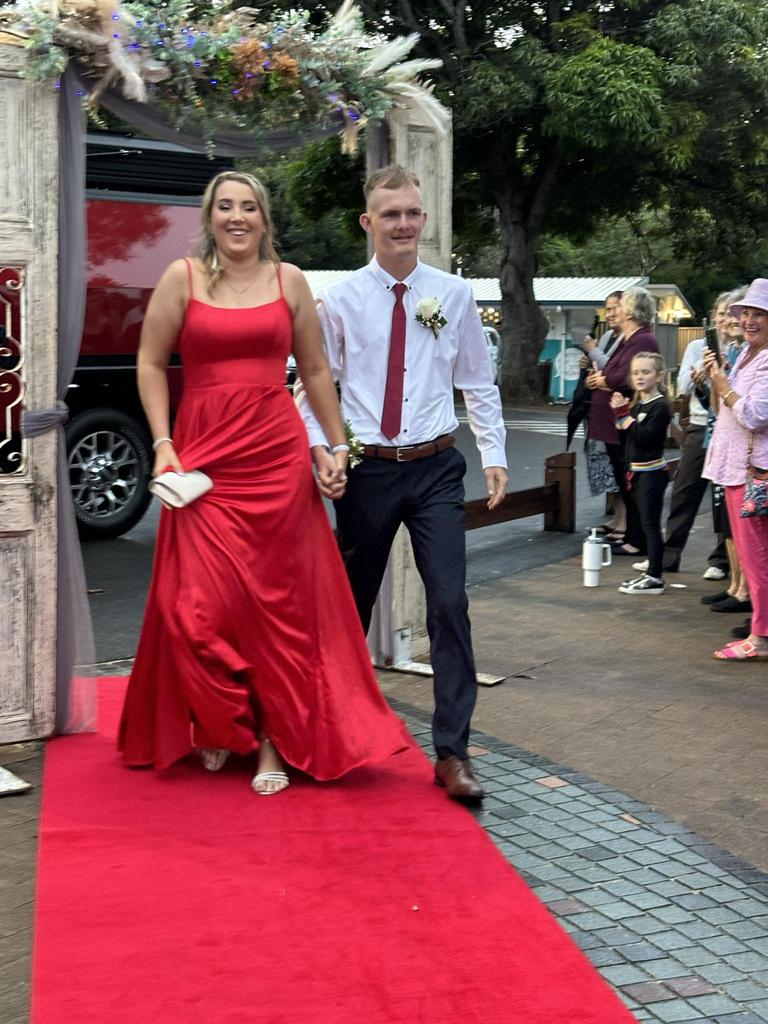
[32,679,636,1023]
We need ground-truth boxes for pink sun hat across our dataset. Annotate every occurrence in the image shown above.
[730,278,768,316]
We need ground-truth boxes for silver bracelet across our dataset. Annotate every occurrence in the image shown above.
[331,444,350,454]
[152,437,174,451]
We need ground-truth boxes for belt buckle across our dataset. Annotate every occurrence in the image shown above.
[395,446,407,462]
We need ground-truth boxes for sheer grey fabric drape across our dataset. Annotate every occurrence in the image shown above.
[22,65,96,734]
[22,63,339,735]
[74,64,339,155]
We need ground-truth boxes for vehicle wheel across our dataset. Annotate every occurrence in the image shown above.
[66,408,153,540]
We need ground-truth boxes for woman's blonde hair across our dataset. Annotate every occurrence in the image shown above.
[631,350,668,404]
[197,171,279,292]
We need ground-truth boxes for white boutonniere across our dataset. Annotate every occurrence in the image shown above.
[344,421,365,469]
[415,297,447,338]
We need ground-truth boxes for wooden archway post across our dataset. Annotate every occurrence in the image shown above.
[0,44,59,741]
[365,107,453,672]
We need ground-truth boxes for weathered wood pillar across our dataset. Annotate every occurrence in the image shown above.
[365,108,453,669]
[0,44,59,740]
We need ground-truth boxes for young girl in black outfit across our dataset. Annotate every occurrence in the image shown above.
[610,352,671,594]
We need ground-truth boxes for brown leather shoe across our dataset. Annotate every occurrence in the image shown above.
[434,756,484,805]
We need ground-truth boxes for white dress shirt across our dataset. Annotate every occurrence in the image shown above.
[677,337,708,427]
[297,257,507,468]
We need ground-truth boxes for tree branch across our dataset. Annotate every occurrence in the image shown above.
[394,0,447,58]
[433,0,468,53]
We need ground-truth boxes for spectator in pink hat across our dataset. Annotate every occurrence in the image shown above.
[702,278,768,661]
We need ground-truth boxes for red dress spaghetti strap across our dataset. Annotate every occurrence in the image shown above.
[118,264,407,777]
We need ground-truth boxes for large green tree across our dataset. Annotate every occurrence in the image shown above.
[266,1,768,401]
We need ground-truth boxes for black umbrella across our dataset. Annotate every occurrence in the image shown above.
[566,314,600,449]
[566,368,591,450]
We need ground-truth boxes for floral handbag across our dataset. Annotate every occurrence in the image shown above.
[739,433,768,518]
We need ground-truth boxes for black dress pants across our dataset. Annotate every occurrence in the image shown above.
[606,436,645,551]
[633,468,670,579]
[334,447,477,761]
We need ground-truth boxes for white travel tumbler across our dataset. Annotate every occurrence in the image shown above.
[582,528,612,587]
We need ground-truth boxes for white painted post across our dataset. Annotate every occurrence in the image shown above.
[0,45,59,741]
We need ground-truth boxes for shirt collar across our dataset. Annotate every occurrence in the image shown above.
[369,255,422,292]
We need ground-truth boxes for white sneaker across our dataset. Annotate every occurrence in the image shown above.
[702,566,726,581]
[619,573,665,594]
[632,559,649,572]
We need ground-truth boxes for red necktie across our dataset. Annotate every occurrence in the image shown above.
[381,282,407,439]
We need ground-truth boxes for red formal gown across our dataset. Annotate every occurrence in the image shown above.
[118,275,407,778]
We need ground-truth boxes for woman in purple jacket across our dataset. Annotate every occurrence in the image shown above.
[585,287,661,556]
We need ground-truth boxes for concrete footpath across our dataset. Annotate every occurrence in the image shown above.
[3,509,768,1021]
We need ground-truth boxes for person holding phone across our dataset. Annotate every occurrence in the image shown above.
[640,292,737,578]
[702,279,768,661]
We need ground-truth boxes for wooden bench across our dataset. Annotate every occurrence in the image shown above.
[464,452,576,533]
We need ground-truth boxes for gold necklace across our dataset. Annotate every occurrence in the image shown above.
[221,274,255,296]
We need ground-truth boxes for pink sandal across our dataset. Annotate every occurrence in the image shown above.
[714,639,768,661]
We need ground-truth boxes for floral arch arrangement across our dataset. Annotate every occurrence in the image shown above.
[1,0,448,151]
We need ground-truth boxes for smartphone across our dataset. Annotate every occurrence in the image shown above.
[705,326,722,367]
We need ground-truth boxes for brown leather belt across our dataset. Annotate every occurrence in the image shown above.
[362,435,455,462]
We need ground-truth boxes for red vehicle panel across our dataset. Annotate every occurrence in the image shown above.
[67,197,202,539]
[82,198,200,356]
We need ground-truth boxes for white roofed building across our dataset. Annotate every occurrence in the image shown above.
[302,272,694,401]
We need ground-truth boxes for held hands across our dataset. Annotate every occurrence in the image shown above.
[152,440,185,478]
[484,466,508,510]
[312,445,348,500]
[585,371,606,390]
[609,392,632,424]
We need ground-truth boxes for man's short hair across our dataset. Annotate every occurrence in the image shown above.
[364,165,421,203]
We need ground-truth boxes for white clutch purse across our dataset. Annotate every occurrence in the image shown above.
[149,469,213,509]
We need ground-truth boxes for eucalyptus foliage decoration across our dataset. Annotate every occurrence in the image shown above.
[1,0,448,150]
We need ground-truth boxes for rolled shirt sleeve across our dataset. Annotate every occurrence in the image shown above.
[452,286,507,468]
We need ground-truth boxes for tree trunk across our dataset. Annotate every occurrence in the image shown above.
[497,196,549,404]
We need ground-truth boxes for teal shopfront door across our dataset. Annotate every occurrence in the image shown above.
[539,338,583,402]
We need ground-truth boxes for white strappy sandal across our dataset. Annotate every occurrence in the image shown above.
[251,770,290,796]
[251,737,289,795]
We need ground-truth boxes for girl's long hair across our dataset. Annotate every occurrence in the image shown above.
[196,171,279,294]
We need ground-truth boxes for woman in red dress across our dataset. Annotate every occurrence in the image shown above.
[118,171,407,794]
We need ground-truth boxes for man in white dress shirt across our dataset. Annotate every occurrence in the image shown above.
[297,165,508,804]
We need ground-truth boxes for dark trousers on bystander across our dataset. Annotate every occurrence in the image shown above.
[662,424,726,571]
